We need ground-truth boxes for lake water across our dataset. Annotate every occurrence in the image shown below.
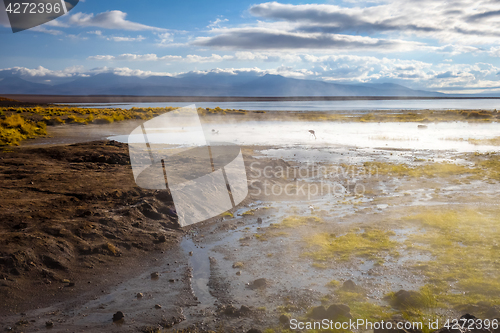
[69,99,500,112]
[113,121,500,153]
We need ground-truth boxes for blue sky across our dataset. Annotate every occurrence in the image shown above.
[1,0,500,94]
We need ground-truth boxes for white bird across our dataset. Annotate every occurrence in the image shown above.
[309,130,316,140]
[309,205,314,213]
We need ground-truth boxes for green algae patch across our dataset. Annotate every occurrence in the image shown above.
[364,161,479,179]
[468,136,500,146]
[276,215,323,228]
[304,229,398,264]
[404,208,500,311]
[364,154,500,182]
[350,301,393,322]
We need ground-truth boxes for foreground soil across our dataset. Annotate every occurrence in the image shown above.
[0,141,182,314]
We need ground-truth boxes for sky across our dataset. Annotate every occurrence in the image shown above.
[1,0,500,94]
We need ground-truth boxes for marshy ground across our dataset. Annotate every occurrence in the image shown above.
[1,102,500,332]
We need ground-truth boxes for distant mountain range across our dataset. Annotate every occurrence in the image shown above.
[0,72,452,97]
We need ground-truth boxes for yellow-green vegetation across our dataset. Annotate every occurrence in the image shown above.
[221,211,234,218]
[0,105,178,145]
[364,156,500,181]
[405,208,500,312]
[289,109,500,123]
[0,104,262,146]
[198,106,249,116]
[321,280,395,324]
[304,229,398,264]
[468,136,500,146]
[241,209,256,216]
[326,280,341,288]
[364,161,478,178]
[349,301,393,322]
[0,114,47,145]
[441,136,500,146]
[276,215,323,228]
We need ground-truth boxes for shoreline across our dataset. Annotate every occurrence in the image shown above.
[3,94,500,104]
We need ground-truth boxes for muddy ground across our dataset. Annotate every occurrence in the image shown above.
[0,141,182,313]
[1,139,500,332]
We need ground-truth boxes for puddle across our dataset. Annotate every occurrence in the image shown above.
[180,237,217,308]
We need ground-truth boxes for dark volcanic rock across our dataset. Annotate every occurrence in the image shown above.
[112,311,124,321]
[223,304,239,317]
[341,279,358,291]
[279,314,291,324]
[240,305,251,315]
[309,305,327,319]
[386,290,422,309]
[326,304,352,319]
[249,278,268,289]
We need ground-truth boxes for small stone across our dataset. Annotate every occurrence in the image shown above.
[169,279,175,283]
[158,235,166,243]
[189,251,193,256]
[151,272,159,279]
[136,293,143,298]
[341,279,357,291]
[224,305,239,316]
[309,305,327,319]
[236,271,242,276]
[155,304,162,309]
[250,278,268,289]
[240,305,251,314]
[257,218,262,224]
[279,314,291,324]
[112,311,124,322]
[45,321,54,328]
[247,329,262,333]
[61,279,70,284]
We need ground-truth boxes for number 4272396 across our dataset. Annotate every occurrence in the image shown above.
[5,2,62,14]
[444,319,498,330]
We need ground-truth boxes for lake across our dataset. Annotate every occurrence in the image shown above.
[68,99,500,112]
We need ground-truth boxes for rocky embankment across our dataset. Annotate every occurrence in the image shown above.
[0,141,182,313]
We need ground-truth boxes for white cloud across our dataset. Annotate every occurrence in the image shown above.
[87,30,103,36]
[87,53,233,63]
[192,1,500,51]
[67,10,167,31]
[208,18,228,28]
[193,27,422,51]
[488,46,500,57]
[107,35,146,42]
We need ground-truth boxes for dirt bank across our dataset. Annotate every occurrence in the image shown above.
[0,141,182,314]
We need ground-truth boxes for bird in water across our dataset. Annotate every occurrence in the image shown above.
[212,129,219,134]
[309,130,316,139]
